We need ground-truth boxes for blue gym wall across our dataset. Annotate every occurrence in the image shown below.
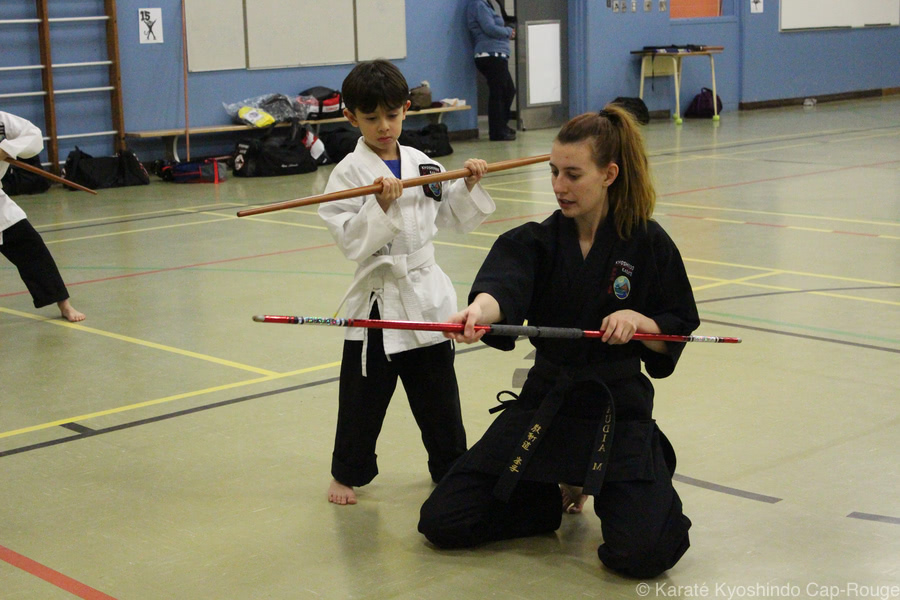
[2,0,898,163]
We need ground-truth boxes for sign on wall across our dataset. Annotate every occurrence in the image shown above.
[139,8,163,44]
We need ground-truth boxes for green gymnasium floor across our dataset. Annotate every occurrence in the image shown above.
[1,96,898,599]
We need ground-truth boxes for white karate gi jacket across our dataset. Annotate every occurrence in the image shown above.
[0,111,43,244]
[319,138,496,358]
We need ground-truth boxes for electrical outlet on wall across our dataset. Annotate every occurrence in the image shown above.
[644,0,651,10]
[632,0,637,11]
[659,0,667,11]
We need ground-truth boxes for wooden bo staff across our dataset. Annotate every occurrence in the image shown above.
[236,153,551,217]
[3,157,98,195]
[252,315,743,344]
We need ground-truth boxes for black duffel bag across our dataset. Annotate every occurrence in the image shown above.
[233,123,317,177]
[399,123,453,158]
[1,154,51,195]
[63,147,150,190]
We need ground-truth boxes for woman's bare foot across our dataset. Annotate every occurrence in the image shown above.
[560,483,587,514]
[58,299,85,322]
[328,479,357,505]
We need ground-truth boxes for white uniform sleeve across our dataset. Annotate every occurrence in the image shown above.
[0,112,44,160]
[435,178,496,233]
[317,164,403,262]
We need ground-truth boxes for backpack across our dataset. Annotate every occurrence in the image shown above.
[157,158,228,183]
[399,123,453,158]
[297,86,343,120]
[0,154,51,195]
[611,97,650,125]
[233,124,318,177]
[63,147,150,190]
[684,88,723,119]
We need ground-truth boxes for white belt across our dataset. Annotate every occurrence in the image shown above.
[335,244,437,374]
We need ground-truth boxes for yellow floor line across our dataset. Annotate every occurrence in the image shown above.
[44,216,235,245]
[0,361,341,440]
[0,306,278,375]
[30,202,241,229]
[691,271,784,291]
[684,257,899,286]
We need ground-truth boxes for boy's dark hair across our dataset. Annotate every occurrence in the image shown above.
[341,59,409,114]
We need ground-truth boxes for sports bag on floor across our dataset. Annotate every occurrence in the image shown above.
[612,97,650,124]
[63,147,150,190]
[685,88,723,119]
[399,123,453,158]
[0,154,51,195]
[233,124,317,177]
[158,158,228,183]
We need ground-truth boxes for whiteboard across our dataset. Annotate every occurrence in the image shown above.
[246,0,355,68]
[356,0,406,60]
[525,21,561,106]
[184,0,246,71]
[781,0,899,30]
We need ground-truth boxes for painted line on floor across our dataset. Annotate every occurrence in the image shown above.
[0,242,336,298]
[0,346,487,456]
[700,317,899,354]
[31,202,241,230]
[0,377,340,458]
[43,216,235,245]
[846,512,900,525]
[34,205,241,234]
[658,213,899,240]
[673,474,782,503]
[0,307,279,376]
[0,361,341,441]
[0,543,118,600]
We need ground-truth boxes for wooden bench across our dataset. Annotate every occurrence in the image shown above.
[125,104,471,161]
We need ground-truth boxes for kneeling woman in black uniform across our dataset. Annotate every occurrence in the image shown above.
[418,104,700,579]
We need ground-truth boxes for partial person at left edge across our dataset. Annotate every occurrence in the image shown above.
[0,110,85,322]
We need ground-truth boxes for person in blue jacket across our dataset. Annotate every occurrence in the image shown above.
[466,0,517,141]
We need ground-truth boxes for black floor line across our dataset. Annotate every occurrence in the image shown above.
[846,511,900,525]
[673,474,783,503]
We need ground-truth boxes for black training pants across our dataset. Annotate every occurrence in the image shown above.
[0,219,69,308]
[331,324,467,487]
[419,462,691,579]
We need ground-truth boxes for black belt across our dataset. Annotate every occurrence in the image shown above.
[492,356,638,501]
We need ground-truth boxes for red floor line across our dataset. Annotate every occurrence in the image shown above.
[1,242,335,299]
[0,544,118,600]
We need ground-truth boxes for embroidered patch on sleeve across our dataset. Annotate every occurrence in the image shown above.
[419,164,443,201]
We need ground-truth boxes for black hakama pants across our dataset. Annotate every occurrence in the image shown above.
[0,219,69,308]
[419,437,691,579]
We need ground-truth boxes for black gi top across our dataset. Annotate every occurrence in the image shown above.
[458,211,700,490]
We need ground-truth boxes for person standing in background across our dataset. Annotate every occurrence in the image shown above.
[466,0,517,141]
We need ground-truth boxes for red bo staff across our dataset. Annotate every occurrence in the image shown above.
[252,315,742,344]
[236,153,551,217]
[3,157,98,194]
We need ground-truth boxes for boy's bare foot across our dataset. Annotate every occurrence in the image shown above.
[58,299,85,322]
[328,479,357,505]
[560,483,587,514]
